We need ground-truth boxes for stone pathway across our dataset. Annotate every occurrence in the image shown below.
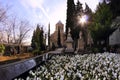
[48,48,64,54]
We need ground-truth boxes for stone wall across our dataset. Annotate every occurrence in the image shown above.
[109,27,120,45]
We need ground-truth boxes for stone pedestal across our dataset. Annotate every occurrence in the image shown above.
[65,28,74,53]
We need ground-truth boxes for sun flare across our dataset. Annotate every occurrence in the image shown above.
[79,15,87,25]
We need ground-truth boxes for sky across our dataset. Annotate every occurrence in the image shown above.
[0,0,101,44]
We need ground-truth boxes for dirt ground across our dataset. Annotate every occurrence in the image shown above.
[0,53,33,62]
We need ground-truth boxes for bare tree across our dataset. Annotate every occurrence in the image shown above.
[17,20,30,44]
[0,3,31,54]
[0,5,7,23]
[0,4,7,43]
[3,16,17,44]
[0,29,3,43]
[0,3,11,24]
[14,20,30,53]
[11,16,17,43]
[0,3,12,44]
[5,25,12,43]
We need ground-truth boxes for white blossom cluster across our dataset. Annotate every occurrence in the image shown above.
[15,52,120,80]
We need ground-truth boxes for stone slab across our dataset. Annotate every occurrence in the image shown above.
[0,53,51,80]
[0,53,52,80]
[0,59,36,80]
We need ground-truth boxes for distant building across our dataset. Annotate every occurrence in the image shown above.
[50,21,66,48]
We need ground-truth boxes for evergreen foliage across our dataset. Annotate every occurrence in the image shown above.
[66,0,93,49]
[66,0,75,38]
[73,0,83,40]
[31,24,45,54]
[57,27,62,47]
[90,1,113,46]
[31,30,36,50]
[48,23,50,48]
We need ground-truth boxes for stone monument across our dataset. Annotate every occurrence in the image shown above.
[65,28,74,53]
[78,31,85,50]
[75,31,85,53]
[75,31,85,54]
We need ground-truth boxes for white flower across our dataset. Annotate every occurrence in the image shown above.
[118,75,120,80]
[81,76,84,80]
[16,52,120,80]
[98,78,101,80]
[103,77,106,80]
[26,76,30,80]
[60,75,64,80]
[95,75,98,79]
[36,77,41,80]
[113,72,117,78]
[50,77,53,80]
[76,72,82,78]
[29,70,33,74]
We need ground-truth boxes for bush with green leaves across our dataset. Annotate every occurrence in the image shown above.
[0,44,5,56]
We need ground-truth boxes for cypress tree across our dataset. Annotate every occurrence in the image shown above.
[31,24,43,50]
[48,23,50,49]
[31,30,36,49]
[73,0,83,40]
[31,24,46,55]
[35,24,41,50]
[76,0,83,14]
[39,27,44,51]
[31,25,40,50]
[66,0,75,39]
[57,27,61,47]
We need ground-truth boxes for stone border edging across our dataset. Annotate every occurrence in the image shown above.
[0,52,52,80]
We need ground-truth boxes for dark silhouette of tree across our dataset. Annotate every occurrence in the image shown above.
[83,3,93,47]
[39,27,45,51]
[31,24,45,52]
[66,0,75,39]
[48,23,50,49]
[106,0,120,19]
[57,27,61,47]
[73,0,83,39]
[75,0,83,15]
[73,0,84,49]
[52,43,55,50]
[31,30,36,50]
[34,25,41,50]
[84,3,93,22]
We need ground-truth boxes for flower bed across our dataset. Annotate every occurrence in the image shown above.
[15,52,120,80]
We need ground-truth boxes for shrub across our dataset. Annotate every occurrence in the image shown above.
[92,47,99,53]
[0,44,5,56]
[32,49,41,56]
